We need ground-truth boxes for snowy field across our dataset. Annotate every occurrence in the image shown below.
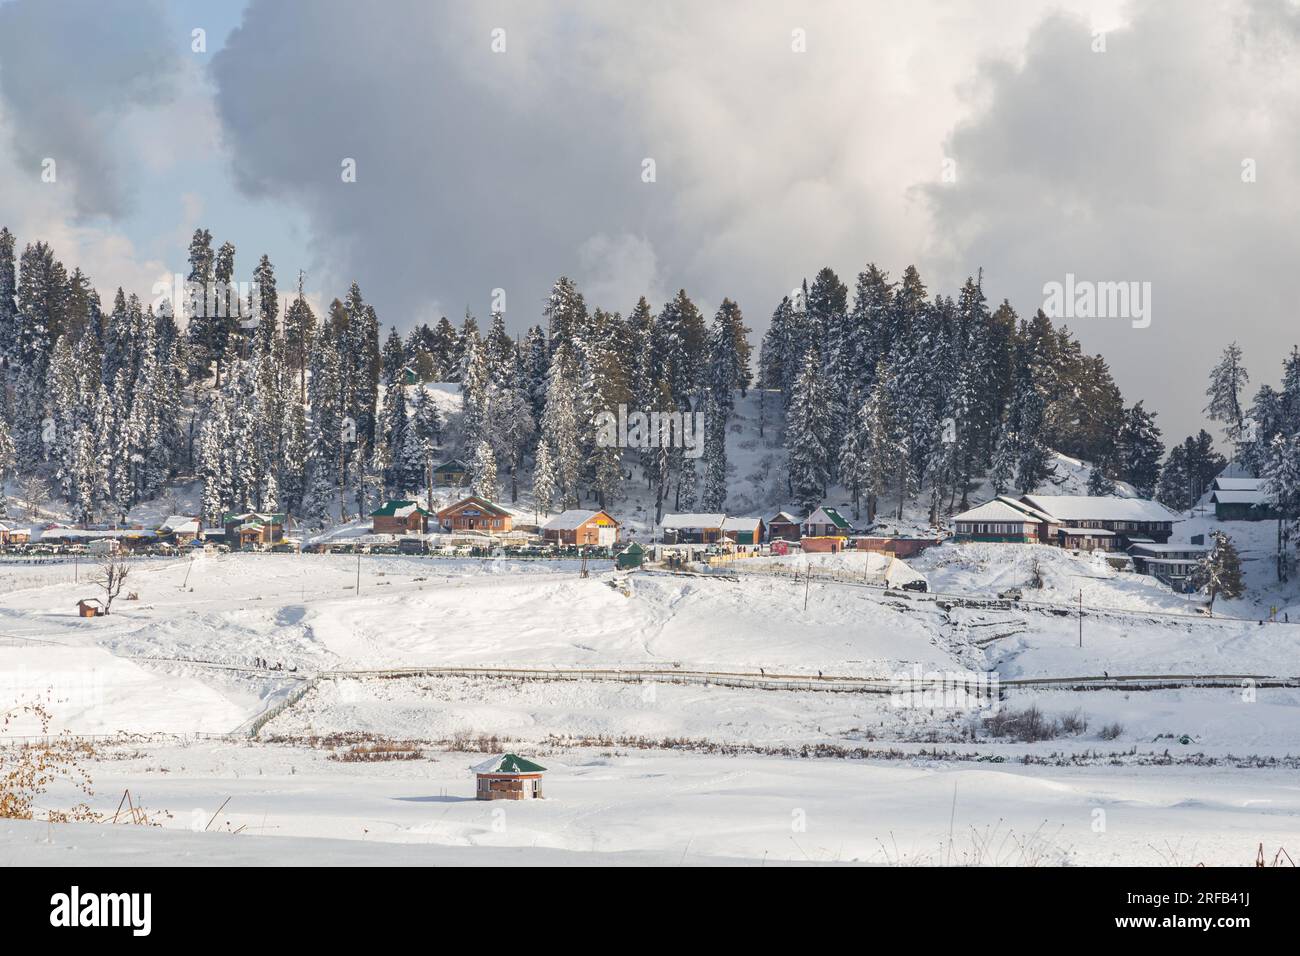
[3,742,1297,866]
[2,550,1298,864]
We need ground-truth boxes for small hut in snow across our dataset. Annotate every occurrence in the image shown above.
[472,753,546,800]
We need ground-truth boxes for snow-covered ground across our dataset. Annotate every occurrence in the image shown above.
[4,742,1296,866]
[3,547,1298,865]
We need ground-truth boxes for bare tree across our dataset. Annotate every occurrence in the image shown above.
[19,476,49,521]
[93,557,131,614]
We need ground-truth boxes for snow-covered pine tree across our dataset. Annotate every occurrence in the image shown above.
[184,230,215,381]
[1205,342,1250,444]
[544,276,587,355]
[490,381,535,503]
[700,393,728,512]
[459,332,491,455]
[652,289,707,411]
[1155,442,1192,511]
[785,347,832,513]
[0,414,13,517]
[0,227,18,366]
[1115,401,1164,498]
[210,240,241,379]
[381,326,405,385]
[540,341,582,509]
[532,440,557,521]
[471,438,499,500]
[1192,530,1245,606]
[251,254,278,354]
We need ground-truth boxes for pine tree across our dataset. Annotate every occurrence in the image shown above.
[1193,531,1245,606]
[785,348,831,512]
[381,326,405,385]
[0,414,14,517]
[0,227,18,366]
[251,254,278,354]
[185,229,215,381]
[1116,402,1164,498]
[1205,342,1250,444]
[700,394,728,511]
[284,280,316,404]
[532,440,558,520]
[1155,443,1192,511]
[541,342,582,509]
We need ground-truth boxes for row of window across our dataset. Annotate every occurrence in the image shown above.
[958,523,1031,535]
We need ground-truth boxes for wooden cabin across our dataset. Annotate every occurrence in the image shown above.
[720,516,764,550]
[765,511,802,542]
[437,495,513,534]
[432,458,469,487]
[370,500,434,535]
[0,521,30,549]
[473,753,546,800]
[1209,478,1279,521]
[76,598,105,618]
[801,506,852,539]
[542,509,620,547]
[659,513,726,544]
[222,513,289,550]
[157,515,202,545]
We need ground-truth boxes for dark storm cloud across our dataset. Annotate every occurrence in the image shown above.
[208,0,960,329]
[211,0,653,325]
[0,0,182,220]
[922,2,1300,442]
[210,0,1300,443]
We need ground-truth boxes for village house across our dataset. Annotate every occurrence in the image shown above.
[1128,542,1210,591]
[1209,477,1279,521]
[370,500,434,535]
[801,506,852,539]
[720,516,764,551]
[156,515,202,545]
[1021,494,1176,548]
[437,495,513,534]
[432,458,469,487]
[222,513,290,550]
[659,513,726,544]
[765,511,802,542]
[951,499,1040,543]
[0,520,31,549]
[472,753,546,800]
[40,527,157,552]
[953,495,1175,550]
[541,509,621,547]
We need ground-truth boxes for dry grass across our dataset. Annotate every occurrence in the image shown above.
[1,696,99,823]
[329,741,425,762]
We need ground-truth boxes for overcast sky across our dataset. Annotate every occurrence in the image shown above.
[2,0,1298,444]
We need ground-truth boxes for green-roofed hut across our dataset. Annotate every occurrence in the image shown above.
[615,541,646,570]
[472,753,546,800]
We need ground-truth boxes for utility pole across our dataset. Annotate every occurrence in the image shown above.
[356,551,361,594]
[1078,589,1083,648]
